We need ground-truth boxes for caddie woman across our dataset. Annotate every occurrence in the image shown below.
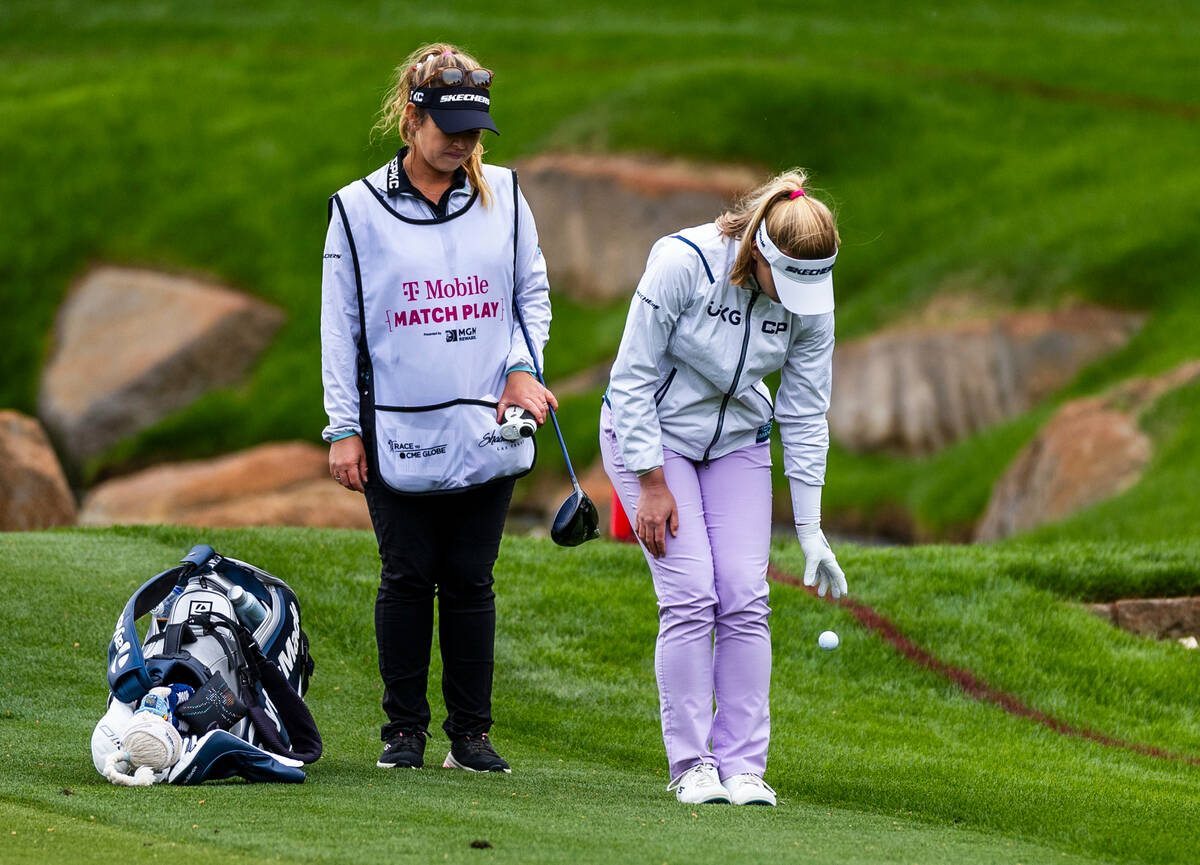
[601,170,847,805]
[321,43,556,773]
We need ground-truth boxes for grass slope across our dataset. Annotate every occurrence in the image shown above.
[2,2,1200,537]
[3,527,1200,863]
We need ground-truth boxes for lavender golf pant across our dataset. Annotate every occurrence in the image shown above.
[600,405,772,780]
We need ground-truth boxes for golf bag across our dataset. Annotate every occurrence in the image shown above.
[92,544,322,784]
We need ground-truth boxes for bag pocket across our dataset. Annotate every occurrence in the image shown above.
[373,400,534,493]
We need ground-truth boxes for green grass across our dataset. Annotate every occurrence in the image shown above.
[3,1,1200,538]
[3,527,1200,863]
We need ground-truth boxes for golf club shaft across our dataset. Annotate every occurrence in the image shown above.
[511,285,583,488]
[543,404,581,489]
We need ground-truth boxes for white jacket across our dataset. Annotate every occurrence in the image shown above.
[606,223,834,520]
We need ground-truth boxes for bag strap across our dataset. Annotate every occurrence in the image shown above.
[162,622,189,657]
[108,565,188,703]
[201,610,323,764]
[512,169,520,309]
[509,169,541,383]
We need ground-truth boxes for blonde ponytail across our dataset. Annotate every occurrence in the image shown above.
[717,169,839,286]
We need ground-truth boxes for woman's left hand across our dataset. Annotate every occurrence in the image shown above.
[497,371,558,426]
[796,523,848,598]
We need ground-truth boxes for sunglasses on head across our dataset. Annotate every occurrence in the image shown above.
[416,66,494,89]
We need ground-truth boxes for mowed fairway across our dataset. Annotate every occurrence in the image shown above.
[2,527,1199,864]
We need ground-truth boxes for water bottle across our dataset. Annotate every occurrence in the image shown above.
[228,585,268,630]
[153,585,185,622]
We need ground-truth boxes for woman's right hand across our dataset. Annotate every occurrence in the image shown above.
[330,435,368,493]
[635,468,678,558]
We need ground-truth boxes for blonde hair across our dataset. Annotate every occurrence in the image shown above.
[716,169,839,287]
[373,42,493,208]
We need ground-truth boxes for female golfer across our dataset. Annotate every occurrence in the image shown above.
[321,43,556,773]
[602,170,847,805]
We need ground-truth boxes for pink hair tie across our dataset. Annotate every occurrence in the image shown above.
[789,189,806,199]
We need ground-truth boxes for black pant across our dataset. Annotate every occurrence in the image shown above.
[365,476,515,741]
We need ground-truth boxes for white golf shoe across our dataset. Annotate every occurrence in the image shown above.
[722,773,777,806]
[666,763,731,804]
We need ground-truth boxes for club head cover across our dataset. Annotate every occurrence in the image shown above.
[168,730,306,785]
[174,672,247,733]
[120,711,184,771]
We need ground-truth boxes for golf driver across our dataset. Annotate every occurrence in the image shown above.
[512,291,600,547]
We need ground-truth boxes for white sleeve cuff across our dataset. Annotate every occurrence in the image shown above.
[790,481,822,525]
[322,425,361,443]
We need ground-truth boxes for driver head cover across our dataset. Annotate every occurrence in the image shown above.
[754,220,836,315]
[121,712,183,771]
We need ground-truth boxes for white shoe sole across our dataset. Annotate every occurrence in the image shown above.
[443,751,512,774]
[375,760,421,769]
[676,792,732,804]
[724,780,777,806]
[732,796,775,806]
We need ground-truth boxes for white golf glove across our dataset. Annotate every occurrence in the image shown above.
[796,523,848,598]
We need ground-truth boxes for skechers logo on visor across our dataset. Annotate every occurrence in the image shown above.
[784,264,834,276]
[411,87,490,109]
[755,222,837,281]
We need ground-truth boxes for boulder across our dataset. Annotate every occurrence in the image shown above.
[828,306,1145,455]
[513,154,760,302]
[174,479,371,530]
[1088,598,1200,640]
[79,441,371,530]
[975,359,1200,541]
[0,410,76,530]
[39,266,285,465]
[973,399,1150,541]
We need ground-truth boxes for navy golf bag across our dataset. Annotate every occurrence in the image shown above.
[94,544,322,784]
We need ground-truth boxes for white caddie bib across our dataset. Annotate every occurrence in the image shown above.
[332,168,534,493]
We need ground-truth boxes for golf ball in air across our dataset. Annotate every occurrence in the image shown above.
[818,630,839,651]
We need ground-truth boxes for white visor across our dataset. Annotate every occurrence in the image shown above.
[755,222,836,315]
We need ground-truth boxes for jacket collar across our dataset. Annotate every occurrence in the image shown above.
[385,146,468,198]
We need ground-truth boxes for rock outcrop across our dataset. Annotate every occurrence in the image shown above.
[829,306,1145,455]
[39,267,285,465]
[974,401,1150,541]
[0,410,76,530]
[975,359,1200,541]
[1088,597,1200,640]
[513,154,760,302]
[80,441,370,530]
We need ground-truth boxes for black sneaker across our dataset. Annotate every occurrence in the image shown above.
[377,730,427,768]
[442,733,511,773]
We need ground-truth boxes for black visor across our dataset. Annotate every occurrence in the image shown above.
[410,86,499,135]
